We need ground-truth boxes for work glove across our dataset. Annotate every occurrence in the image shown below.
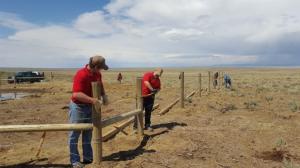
[92,99,102,111]
[151,89,159,94]
[102,95,109,105]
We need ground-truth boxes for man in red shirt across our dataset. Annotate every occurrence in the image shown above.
[69,55,108,168]
[134,68,163,132]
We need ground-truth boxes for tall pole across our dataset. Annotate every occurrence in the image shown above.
[136,77,144,137]
[180,72,184,108]
[198,73,202,97]
[91,82,102,165]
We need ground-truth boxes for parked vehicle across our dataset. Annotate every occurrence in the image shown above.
[7,71,45,84]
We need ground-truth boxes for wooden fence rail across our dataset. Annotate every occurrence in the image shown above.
[0,123,93,133]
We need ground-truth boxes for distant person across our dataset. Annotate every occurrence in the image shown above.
[117,72,123,83]
[69,55,109,168]
[134,68,163,132]
[213,72,219,89]
[224,74,232,89]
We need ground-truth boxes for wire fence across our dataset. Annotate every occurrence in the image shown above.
[1,70,299,166]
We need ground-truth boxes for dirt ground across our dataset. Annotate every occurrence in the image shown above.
[0,68,300,168]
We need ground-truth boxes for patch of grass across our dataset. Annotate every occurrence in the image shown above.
[265,96,273,111]
[275,138,287,151]
[283,159,300,168]
[244,101,258,111]
[220,104,237,113]
[288,101,298,112]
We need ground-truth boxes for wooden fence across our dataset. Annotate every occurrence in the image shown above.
[0,71,224,166]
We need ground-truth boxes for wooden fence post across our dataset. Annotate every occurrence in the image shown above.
[180,72,184,108]
[91,82,102,165]
[14,78,16,89]
[0,73,1,86]
[222,72,224,86]
[136,77,144,137]
[218,71,221,89]
[198,73,202,97]
[208,71,211,93]
[50,72,54,81]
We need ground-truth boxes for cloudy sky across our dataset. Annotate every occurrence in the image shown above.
[0,0,299,68]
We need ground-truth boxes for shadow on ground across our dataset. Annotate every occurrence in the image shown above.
[0,158,70,168]
[1,122,187,167]
[103,121,187,161]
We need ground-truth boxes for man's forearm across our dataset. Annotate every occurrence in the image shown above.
[73,92,94,104]
[144,81,154,91]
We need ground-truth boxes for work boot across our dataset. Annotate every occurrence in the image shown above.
[72,162,85,168]
[82,160,92,165]
[145,125,153,132]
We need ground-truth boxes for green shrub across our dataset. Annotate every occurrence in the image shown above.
[288,101,298,112]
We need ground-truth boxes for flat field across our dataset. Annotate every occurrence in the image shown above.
[0,68,300,168]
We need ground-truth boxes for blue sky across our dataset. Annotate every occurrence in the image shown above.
[0,0,109,36]
[0,0,109,23]
[0,0,300,68]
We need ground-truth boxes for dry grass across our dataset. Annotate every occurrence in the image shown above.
[0,68,300,168]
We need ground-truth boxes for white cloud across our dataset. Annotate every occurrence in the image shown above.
[74,10,114,35]
[162,28,204,41]
[125,0,207,26]
[1,0,300,67]
[104,0,134,15]
[0,12,36,30]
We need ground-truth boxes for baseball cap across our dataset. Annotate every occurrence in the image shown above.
[90,55,109,70]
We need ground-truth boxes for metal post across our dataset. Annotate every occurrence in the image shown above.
[199,73,202,97]
[91,82,102,165]
[180,72,184,108]
[136,77,144,137]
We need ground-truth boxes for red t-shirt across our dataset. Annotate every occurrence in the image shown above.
[142,72,161,96]
[71,65,102,104]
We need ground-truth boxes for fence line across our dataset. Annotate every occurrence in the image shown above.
[0,71,225,166]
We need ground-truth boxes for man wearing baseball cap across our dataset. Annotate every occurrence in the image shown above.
[69,55,109,168]
[134,68,163,132]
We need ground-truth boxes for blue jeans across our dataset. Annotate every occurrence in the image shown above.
[68,101,93,165]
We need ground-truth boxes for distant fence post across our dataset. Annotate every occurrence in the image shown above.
[14,78,16,89]
[0,73,1,86]
[180,72,184,108]
[218,71,221,89]
[208,71,211,93]
[136,77,144,137]
[91,82,102,165]
[222,72,224,86]
[50,72,54,81]
[198,73,202,97]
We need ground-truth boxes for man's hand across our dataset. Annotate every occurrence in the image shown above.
[102,95,109,105]
[151,89,159,94]
[91,98,102,111]
[91,98,99,105]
